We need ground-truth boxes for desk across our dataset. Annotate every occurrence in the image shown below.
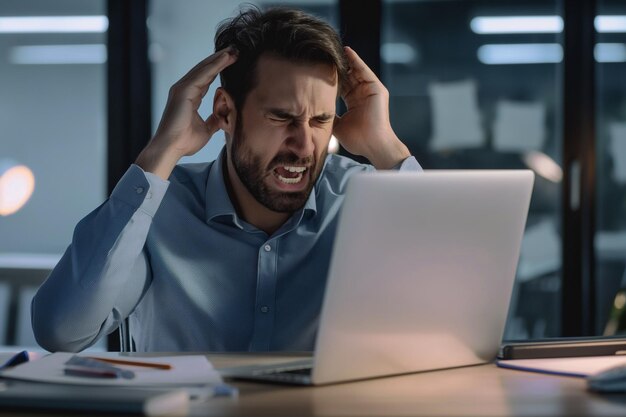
[196,353,626,417]
[2,353,626,416]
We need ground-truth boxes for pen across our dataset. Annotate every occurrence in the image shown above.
[84,357,172,370]
[64,366,120,379]
[0,350,29,369]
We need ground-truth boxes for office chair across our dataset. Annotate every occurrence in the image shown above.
[118,317,134,352]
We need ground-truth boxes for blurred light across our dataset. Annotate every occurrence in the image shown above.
[0,16,108,33]
[146,15,155,32]
[477,43,563,65]
[328,135,340,154]
[0,253,61,269]
[615,292,626,310]
[522,151,563,183]
[470,16,563,34]
[595,43,626,63]
[595,15,626,33]
[9,44,107,65]
[381,42,417,64]
[0,160,35,216]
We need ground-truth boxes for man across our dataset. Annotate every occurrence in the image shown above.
[32,7,421,352]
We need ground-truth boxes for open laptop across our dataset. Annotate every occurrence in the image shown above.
[224,170,535,385]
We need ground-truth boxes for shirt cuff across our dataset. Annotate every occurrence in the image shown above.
[110,164,170,217]
[393,156,423,172]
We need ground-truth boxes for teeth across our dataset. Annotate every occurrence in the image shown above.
[283,166,307,173]
[277,173,303,184]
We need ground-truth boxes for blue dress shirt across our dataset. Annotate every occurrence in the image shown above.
[31,149,421,352]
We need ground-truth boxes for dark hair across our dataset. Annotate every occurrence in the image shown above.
[215,6,347,112]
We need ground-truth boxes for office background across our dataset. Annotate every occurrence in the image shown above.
[0,0,625,350]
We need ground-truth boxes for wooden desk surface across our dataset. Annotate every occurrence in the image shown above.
[197,353,626,417]
[1,353,626,416]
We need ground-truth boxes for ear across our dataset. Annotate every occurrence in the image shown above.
[213,87,236,138]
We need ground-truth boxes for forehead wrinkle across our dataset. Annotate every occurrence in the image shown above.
[250,55,337,117]
[256,82,336,119]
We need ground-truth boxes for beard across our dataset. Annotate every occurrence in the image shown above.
[230,118,327,213]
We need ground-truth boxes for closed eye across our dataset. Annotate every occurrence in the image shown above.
[266,110,334,126]
[314,117,333,124]
[266,110,293,123]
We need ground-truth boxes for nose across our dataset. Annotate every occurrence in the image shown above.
[286,122,315,159]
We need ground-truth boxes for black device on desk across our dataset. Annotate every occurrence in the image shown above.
[0,380,189,416]
[499,337,626,360]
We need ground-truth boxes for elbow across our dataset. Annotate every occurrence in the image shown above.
[31,293,92,353]
[32,330,78,353]
[31,295,69,352]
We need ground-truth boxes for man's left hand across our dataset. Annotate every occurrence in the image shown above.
[333,46,410,169]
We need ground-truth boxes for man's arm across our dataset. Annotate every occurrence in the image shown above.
[333,46,412,169]
[31,48,238,352]
[31,167,168,352]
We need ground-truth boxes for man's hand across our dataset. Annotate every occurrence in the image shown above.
[333,46,410,169]
[136,48,238,180]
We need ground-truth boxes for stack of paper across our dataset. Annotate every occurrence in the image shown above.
[0,352,233,416]
[1,352,222,387]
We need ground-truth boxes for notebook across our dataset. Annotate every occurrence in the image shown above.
[0,380,189,416]
[224,170,534,385]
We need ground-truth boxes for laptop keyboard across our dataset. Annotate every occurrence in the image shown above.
[254,367,313,383]
[252,366,312,377]
[279,367,312,376]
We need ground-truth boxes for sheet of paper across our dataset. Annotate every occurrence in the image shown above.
[493,100,545,152]
[498,355,626,377]
[428,79,485,151]
[609,122,626,182]
[516,218,561,282]
[0,352,222,387]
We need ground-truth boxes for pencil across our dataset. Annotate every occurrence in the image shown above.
[85,357,172,370]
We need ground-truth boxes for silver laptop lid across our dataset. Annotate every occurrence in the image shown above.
[312,170,534,384]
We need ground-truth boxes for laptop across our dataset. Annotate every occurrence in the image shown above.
[224,170,535,385]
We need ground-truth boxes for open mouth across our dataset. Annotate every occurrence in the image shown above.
[273,165,308,185]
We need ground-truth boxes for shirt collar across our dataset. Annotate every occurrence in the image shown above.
[205,148,240,225]
[205,147,319,227]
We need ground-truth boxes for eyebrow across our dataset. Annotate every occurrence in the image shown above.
[266,108,335,121]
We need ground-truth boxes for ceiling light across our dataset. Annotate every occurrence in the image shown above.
[471,16,563,34]
[477,43,563,65]
[595,15,626,33]
[595,43,626,63]
[0,16,108,33]
[9,44,107,65]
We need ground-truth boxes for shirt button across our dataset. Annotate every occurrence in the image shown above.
[260,306,269,313]
[263,244,271,252]
[135,187,144,194]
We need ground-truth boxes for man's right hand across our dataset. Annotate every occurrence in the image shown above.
[135,48,238,180]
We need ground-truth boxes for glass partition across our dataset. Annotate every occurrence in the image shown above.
[0,0,107,348]
[382,0,563,339]
[596,0,626,336]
